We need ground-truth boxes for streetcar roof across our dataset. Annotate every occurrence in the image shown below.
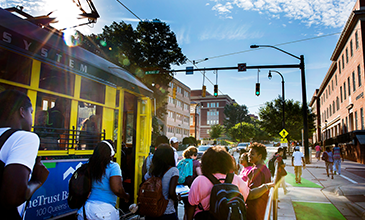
[0,7,153,97]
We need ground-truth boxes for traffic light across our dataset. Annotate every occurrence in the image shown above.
[214,85,218,97]
[202,85,206,97]
[255,83,260,96]
[173,87,177,99]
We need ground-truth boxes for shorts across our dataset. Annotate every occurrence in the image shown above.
[77,200,119,220]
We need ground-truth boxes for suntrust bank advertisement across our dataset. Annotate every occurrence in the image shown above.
[25,159,88,219]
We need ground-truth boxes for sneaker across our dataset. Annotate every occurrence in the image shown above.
[331,175,334,179]
[334,171,337,175]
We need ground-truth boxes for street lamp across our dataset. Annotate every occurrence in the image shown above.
[250,44,310,163]
[268,70,285,129]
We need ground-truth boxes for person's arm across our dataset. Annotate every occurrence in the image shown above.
[302,157,306,169]
[110,176,130,203]
[186,205,196,220]
[196,166,202,176]
[247,183,275,200]
[168,176,179,201]
[291,156,294,166]
[0,157,49,207]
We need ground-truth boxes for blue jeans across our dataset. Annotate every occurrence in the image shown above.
[333,159,341,174]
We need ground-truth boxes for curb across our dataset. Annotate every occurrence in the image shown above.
[346,202,365,220]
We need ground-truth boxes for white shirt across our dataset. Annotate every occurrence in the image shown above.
[171,146,179,166]
[293,151,304,166]
[0,128,39,216]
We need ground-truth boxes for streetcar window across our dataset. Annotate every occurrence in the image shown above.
[0,49,31,85]
[80,77,105,104]
[39,63,75,96]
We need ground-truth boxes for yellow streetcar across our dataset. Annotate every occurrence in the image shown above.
[0,7,152,219]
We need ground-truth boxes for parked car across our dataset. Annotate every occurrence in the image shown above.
[197,145,212,159]
[236,142,250,154]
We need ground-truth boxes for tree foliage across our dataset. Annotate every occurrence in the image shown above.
[209,124,225,139]
[223,103,251,131]
[80,20,187,118]
[258,96,315,141]
[229,122,256,142]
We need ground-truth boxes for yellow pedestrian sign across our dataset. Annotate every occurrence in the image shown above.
[279,129,288,138]
[281,137,288,143]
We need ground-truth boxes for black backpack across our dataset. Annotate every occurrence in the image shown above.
[67,163,91,209]
[0,129,23,220]
[205,173,246,220]
[268,155,278,176]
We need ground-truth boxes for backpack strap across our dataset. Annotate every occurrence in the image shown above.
[224,173,234,184]
[0,129,20,151]
[204,173,220,185]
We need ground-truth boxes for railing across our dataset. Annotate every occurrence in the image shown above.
[33,126,106,151]
[264,163,280,220]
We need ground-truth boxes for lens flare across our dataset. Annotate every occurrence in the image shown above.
[63,29,82,47]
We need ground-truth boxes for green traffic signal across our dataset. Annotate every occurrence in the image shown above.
[255,83,260,96]
[214,85,218,97]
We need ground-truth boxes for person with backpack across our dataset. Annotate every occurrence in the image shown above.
[0,90,49,219]
[271,148,288,194]
[322,146,334,179]
[141,143,180,220]
[77,140,129,220]
[246,142,273,220]
[178,146,202,220]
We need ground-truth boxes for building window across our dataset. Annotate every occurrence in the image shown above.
[332,80,334,90]
[329,85,331,95]
[342,54,345,69]
[361,108,364,130]
[177,86,182,94]
[340,86,343,102]
[329,104,332,116]
[176,100,182,108]
[336,97,339,110]
[346,48,349,63]
[207,103,210,108]
[350,40,353,57]
[184,91,189,97]
[355,111,358,130]
[356,31,359,49]
[339,62,341,74]
[344,82,346,100]
[332,101,335,113]
[358,65,362,87]
[217,102,219,107]
[353,71,356,91]
[346,117,348,133]
[335,75,337,86]
[348,77,351,96]
[190,115,194,125]
[211,103,216,108]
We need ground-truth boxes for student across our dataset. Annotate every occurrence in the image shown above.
[239,153,253,182]
[246,142,272,220]
[169,137,179,165]
[315,144,322,161]
[323,146,334,179]
[292,146,306,183]
[274,148,288,195]
[77,140,129,219]
[146,144,179,220]
[0,90,49,219]
[332,144,342,175]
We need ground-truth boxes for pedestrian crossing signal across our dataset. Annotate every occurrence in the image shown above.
[255,83,260,96]
[214,85,218,97]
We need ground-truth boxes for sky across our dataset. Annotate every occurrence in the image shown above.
[1,0,357,116]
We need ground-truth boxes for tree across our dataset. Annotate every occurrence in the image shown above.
[258,96,315,141]
[80,20,187,118]
[210,124,225,139]
[223,103,251,139]
[229,122,256,142]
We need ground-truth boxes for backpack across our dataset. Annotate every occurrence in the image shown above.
[177,158,193,185]
[0,129,23,220]
[137,176,168,217]
[205,173,246,220]
[67,163,91,209]
[268,155,278,176]
[322,152,328,161]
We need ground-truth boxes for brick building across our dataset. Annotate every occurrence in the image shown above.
[190,90,236,139]
[309,0,365,162]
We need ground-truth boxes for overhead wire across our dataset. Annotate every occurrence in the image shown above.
[116,0,142,21]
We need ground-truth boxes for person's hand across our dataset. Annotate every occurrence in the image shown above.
[31,156,49,185]
[303,164,306,169]
[124,192,130,203]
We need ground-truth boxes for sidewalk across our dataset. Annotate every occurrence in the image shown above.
[277,150,365,220]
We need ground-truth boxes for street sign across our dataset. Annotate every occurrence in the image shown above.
[280,137,288,143]
[145,70,159,74]
[279,129,288,138]
[186,66,194,75]
[238,63,247,72]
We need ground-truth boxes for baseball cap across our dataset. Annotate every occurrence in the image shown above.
[294,146,300,150]
[170,137,178,144]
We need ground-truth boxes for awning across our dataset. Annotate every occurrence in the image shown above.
[356,135,365,145]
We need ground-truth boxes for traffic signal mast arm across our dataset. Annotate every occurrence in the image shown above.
[168,64,301,73]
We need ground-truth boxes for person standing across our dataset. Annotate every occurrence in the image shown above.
[291,146,305,184]
[275,148,288,194]
[239,153,253,182]
[333,144,342,175]
[323,146,334,179]
[315,144,322,161]
[0,90,49,219]
[45,97,67,150]
[169,137,179,166]
[77,140,129,219]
